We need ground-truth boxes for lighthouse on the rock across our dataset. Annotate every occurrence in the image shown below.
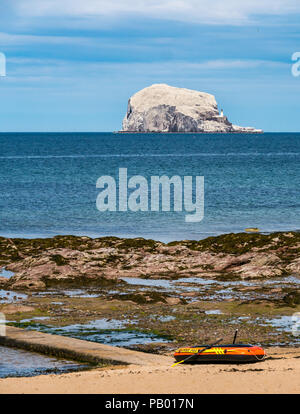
[220,108,224,117]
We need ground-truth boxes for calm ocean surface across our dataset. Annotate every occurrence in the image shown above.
[0,132,299,242]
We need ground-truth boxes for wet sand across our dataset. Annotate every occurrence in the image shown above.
[0,347,299,394]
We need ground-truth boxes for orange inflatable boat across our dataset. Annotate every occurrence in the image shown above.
[173,331,266,365]
[174,344,265,364]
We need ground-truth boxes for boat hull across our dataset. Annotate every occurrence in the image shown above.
[174,344,265,364]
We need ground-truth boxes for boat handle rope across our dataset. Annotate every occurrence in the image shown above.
[249,347,267,361]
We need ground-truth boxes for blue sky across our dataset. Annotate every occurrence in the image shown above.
[0,0,300,132]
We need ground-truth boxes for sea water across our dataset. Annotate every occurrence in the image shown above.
[0,132,299,242]
[0,345,89,378]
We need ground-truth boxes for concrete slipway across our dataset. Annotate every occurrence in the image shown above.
[0,326,171,367]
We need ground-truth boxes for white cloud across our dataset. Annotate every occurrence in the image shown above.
[12,0,300,25]
[6,57,288,80]
[0,32,91,46]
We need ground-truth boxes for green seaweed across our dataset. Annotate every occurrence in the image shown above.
[282,290,300,307]
[168,231,300,255]
[50,254,69,266]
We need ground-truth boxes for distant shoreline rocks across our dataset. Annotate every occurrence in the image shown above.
[121,84,263,134]
[0,231,299,291]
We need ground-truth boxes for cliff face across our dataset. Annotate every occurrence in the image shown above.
[122,84,262,133]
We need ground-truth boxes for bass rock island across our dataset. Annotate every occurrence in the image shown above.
[121,84,263,133]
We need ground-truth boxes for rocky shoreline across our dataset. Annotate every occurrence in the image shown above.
[1,232,300,291]
[0,232,299,350]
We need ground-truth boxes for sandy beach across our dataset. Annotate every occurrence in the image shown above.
[0,347,299,394]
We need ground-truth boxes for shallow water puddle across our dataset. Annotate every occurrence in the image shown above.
[62,289,100,298]
[56,318,126,331]
[263,315,300,336]
[264,275,300,285]
[33,290,61,296]
[205,309,223,315]
[0,267,14,279]
[32,274,300,304]
[35,288,104,299]
[0,290,27,303]
[121,277,172,289]
[150,315,176,322]
[120,274,300,302]
[0,345,90,378]
[18,318,170,347]
[19,316,50,323]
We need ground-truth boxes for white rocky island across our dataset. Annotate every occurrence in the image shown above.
[121,84,262,133]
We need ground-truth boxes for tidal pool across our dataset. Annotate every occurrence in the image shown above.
[0,290,27,304]
[119,274,300,302]
[121,277,172,289]
[31,274,300,304]
[205,309,223,315]
[0,268,14,279]
[263,315,300,337]
[16,318,170,347]
[0,345,90,378]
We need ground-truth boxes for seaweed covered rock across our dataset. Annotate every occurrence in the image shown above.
[1,232,300,291]
[110,291,185,305]
[283,290,300,306]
